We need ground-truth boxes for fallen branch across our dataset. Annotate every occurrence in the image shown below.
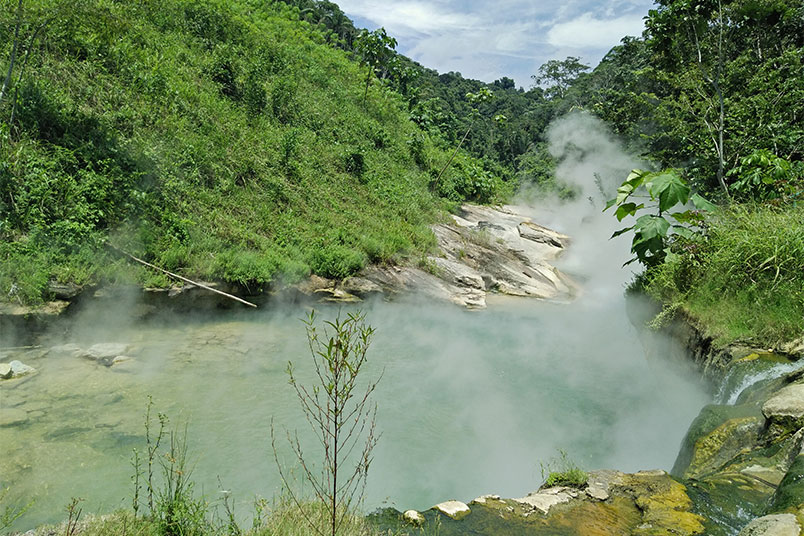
[107,243,258,308]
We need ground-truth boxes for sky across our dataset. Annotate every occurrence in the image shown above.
[335,0,656,89]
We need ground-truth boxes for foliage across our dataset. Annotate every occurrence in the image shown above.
[531,56,590,100]
[0,487,32,533]
[272,310,380,536]
[0,0,452,303]
[728,149,804,203]
[130,399,208,536]
[644,204,804,346]
[605,168,716,267]
[353,27,397,104]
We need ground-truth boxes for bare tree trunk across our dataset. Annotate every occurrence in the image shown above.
[0,0,24,107]
[714,0,729,198]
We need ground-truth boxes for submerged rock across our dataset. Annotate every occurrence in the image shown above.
[0,362,11,379]
[8,360,36,378]
[0,408,29,427]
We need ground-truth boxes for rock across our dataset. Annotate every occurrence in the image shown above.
[340,277,382,297]
[518,221,569,248]
[0,362,11,379]
[0,300,69,317]
[779,337,804,359]
[50,343,82,356]
[9,360,36,377]
[513,489,573,515]
[401,510,425,526]
[471,494,501,504]
[738,514,801,536]
[47,281,82,299]
[673,403,763,478]
[85,343,130,360]
[433,500,470,521]
[763,383,804,432]
[111,355,134,366]
[585,470,624,501]
[0,408,29,427]
[768,449,804,513]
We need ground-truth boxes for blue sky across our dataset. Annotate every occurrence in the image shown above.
[336,0,655,88]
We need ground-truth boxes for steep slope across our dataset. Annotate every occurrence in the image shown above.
[0,0,457,302]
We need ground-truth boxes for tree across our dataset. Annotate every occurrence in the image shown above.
[272,310,380,536]
[531,57,590,100]
[353,27,397,104]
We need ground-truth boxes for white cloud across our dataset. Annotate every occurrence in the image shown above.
[546,12,646,49]
[334,0,653,86]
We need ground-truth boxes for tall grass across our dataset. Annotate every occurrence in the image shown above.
[645,204,804,346]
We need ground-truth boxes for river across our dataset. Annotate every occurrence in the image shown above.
[0,247,711,531]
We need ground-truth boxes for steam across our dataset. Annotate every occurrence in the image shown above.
[2,112,712,530]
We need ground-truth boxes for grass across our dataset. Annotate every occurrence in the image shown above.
[643,203,804,347]
[21,501,392,536]
[0,0,513,304]
[540,450,588,489]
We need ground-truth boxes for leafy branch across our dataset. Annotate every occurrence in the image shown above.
[605,168,716,267]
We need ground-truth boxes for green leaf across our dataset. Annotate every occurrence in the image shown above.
[691,193,716,211]
[672,226,696,239]
[648,170,690,212]
[615,202,637,221]
[670,210,703,224]
[604,197,618,211]
[634,214,670,241]
[610,226,634,239]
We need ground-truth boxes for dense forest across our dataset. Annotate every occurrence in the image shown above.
[1,0,803,344]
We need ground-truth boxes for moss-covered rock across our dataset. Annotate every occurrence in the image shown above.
[768,452,804,514]
[673,404,763,478]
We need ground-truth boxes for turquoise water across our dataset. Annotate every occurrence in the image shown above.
[0,288,710,531]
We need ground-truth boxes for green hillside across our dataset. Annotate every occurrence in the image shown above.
[0,0,510,303]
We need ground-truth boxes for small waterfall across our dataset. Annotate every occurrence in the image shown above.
[716,361,803,405]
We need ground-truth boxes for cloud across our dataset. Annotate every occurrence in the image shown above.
[335,0,654,86]
[546,12,646,49]
[336,0,479,37]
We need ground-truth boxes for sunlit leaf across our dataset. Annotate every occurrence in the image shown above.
[691,193,717,211]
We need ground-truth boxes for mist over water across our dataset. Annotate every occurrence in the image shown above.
[0,113,712,530]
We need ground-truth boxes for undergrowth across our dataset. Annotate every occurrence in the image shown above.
[0,0,513,303]
[644,204,804,347]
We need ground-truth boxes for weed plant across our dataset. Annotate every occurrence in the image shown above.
[540,450,588,489]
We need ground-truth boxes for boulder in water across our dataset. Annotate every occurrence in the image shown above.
[9,360,36,377]
[0,363,11,379]
[402,510,425,526]
[433,500,470,520]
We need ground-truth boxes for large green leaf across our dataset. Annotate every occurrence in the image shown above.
[648,170,690,212]
[634,214,670,241]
